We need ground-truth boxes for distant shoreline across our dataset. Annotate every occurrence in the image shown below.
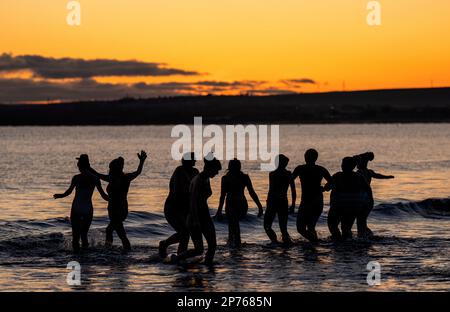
[1,87,449,126]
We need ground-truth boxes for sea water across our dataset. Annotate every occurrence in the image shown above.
[0,124,449,291]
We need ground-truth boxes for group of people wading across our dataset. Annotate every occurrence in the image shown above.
[54,149,394,264]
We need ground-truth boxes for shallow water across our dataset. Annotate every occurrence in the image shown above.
[0,124,449,291]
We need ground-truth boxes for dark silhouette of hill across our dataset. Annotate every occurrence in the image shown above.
[0,87,449,125]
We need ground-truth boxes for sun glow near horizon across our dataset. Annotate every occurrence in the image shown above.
[0,0,450,102]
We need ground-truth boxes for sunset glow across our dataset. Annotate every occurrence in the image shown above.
[1,0,450,102]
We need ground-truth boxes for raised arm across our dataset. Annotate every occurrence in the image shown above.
[246,176,264,217]
[289,173,297,213]
[127,150,147,181]
[95,179,109,202]
[53,176,76,199]
[87,167,110,182]
[215,176,227,220]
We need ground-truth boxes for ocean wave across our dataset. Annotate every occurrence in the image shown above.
[373,198,450,218]
[0,198,448,242]
[1,231,449,268]
[0,198,448,261]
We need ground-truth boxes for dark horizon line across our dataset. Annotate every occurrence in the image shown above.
[1,86,449,125]
[1,86,450,106]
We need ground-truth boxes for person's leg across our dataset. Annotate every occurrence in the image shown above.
[227,218,234,247]
[177,226,204,261]
[341,211,356,240]
[356,206,368,236]
[177,226,190,255]
[357,198,374,237]
[263,203,278,243]
[297,202,313,241]
[306,199,323,242]
[115,220,131,251]
[327,205,342,240]
[203,217,217,264]
[159,215,184,257]
[226,211,241,247]
[159,233,181,257]
[80,214,92,249]
[230,217,241,247]
[71,215,81,253]
[235,217,241,247]
[160,199,186,256]
[225,210,233,246]
[161,233,181,248]
[278,204,291,244]
[239,200,249,220]
[105,221,114,246]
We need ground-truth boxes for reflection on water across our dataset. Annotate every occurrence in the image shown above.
[1,124,450,221]
[0,230,449,291]
[0,124,449,291]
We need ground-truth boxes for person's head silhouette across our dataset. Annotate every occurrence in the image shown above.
[109,157,124,176]
[117,157,125,172]
[304,149,318,165]
[356,152,374,169]
[228,158,241,174]
[342,157,356,173]
[204,153,222,178]
[275,154,289,170]
[182,152,196,167]
[76,154,90,172]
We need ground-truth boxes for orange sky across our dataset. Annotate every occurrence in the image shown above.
[1,0,450,100]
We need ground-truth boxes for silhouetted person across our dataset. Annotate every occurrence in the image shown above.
[176,155,222,265]
[264,154,296,245]
[53,154,108,253]
[89,151,147,251]
[327,157,370,240]
[215,159,264,248]
[292,149,332,242]
[354,152,394,237]
[159,152,199,257]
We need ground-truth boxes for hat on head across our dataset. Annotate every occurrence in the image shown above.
[76,154,90,170]
[76,154,90,165]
